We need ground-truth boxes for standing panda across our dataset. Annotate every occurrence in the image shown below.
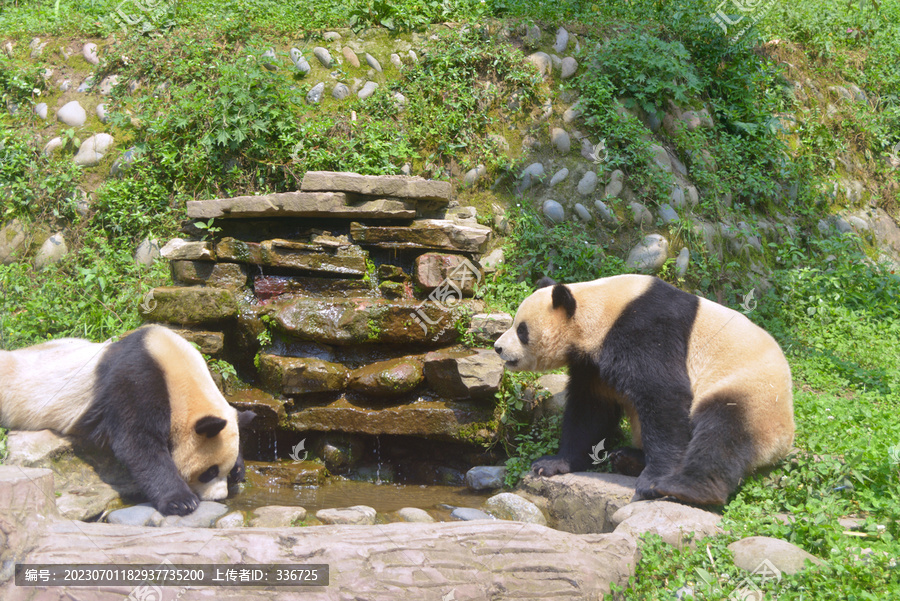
[0,325,255,516]
[494,275,795,506]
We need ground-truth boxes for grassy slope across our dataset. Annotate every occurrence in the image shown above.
[2,0,900,598]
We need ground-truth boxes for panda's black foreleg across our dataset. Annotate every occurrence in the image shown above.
[627,388,694,502]
[532,370,623,477]
[108,429,200,516]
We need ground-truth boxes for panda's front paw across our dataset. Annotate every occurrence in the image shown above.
[531,455,572,477]
[158,490,200,516]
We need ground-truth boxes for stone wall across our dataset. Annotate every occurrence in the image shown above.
[145,171,510,453]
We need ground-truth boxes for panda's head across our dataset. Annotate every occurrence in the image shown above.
[494,277,577,372]
[179,408,255,501]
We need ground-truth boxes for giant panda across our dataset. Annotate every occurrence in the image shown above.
[0,325,255,516]
[494,274,795,506]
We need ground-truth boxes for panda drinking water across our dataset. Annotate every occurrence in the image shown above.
[495,275,795,506]
[0,325,255,516]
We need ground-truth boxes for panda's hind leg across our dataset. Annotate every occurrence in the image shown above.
[654,395,755,506]
[608,447,645,477]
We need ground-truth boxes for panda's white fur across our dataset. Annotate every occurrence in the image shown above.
[0,325,252,515]
[495,274,794,505]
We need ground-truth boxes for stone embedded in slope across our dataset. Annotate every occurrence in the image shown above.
[73,133,114,166]
[140,286,237,325]
[258,354,349,395]
[347,356,424,397]
[301,171,451,203]
[728,536,824,575]
[186,191,416,219]
[33,232,67,269]
[286,396,494,440]
[350,220,490,254]
[423,348,504,400]
[57,100,86,126]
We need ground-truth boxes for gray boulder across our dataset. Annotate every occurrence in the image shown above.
[484,492,547,525]
[728,536,824,575]
[612,500,722,548]
[626,234,669,272]
[316,505,377,525]
[34,233,67,269]
[465,466,507,491]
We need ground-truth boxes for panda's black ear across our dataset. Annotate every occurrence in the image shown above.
[535,276,557,290]
[551,284,577,319]
[194,416,228,438]
[238,410,256,429]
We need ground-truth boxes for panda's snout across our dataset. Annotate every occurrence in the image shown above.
[494,344,503,356]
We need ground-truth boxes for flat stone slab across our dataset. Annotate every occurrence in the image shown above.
[225,388,288,429]
[272,298,476,345]
[301,170,451,203]
[1,520,638,600]
[285,396,493,440]
[350,220,491,253]
[215,237,367,277]
[187,191,416,219]
[5,432,134,521]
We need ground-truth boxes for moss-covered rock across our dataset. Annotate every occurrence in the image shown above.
[141,286,237,325]
[347,356,424,397]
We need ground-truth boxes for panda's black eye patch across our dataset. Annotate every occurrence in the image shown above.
[198,465,219,483]
[517,322,530,345]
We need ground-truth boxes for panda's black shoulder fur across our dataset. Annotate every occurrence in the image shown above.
[76,328,171,448]
[75,328,197,513]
